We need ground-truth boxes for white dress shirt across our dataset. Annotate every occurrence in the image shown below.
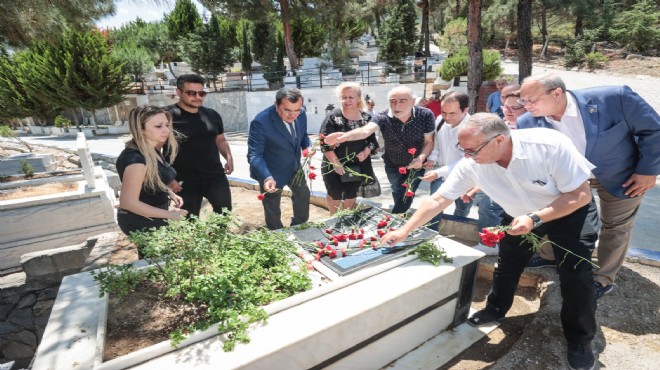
[437,128,594,217]
[545,93,587,155]
[427,113,470,178]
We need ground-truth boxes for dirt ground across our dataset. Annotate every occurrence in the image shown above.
[526,44,660,78]
[0,182,77,200]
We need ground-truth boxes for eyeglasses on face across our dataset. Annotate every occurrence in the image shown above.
[456,134,501,157]
[502,105,525,112]
[183,90,207,97]
[517,88,555,106]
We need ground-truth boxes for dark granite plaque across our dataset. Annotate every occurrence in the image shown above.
[290,207,437,276]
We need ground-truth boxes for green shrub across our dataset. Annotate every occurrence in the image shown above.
[21,160,34,178]
[610,0,660,52]
[92,213,312,352]
[440,47,502,81]
[564,30,598,68]
[437,18,467,56]
[585,52,608,71]
[54,115,72,128]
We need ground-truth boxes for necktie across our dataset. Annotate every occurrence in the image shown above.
[286,122,296,141]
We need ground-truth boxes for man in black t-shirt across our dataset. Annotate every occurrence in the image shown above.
[166,74,234,216]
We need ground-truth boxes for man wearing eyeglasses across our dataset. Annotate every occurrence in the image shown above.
[248,87,312,230]
[381,113,600,370]
[166,74,234,217]
[517,72,660,300]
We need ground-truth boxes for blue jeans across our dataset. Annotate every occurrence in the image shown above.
[427,176,473,230]
[384,164,425,214]
[477,193,504,230]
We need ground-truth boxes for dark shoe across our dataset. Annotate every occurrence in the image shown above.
[525,255,557,269]
[567,342,595,370]
[595,281,614,300]
[467,309,503,327]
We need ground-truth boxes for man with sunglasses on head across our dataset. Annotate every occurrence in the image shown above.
[248,87,312,230]
[381,113,600,370]
[166,74,234,217]
[517,73,660,299]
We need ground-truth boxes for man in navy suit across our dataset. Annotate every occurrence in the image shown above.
[248,87,313,230]
[517,73,660,301]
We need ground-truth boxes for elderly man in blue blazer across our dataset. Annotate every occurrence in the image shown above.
[248,87,313,230]
[517,72,660,300]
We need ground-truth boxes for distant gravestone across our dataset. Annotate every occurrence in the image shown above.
[76,133,96,189]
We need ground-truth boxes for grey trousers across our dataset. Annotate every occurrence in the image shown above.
[260,176,310,230]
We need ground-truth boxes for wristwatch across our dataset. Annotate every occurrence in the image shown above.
[527,213,543,228]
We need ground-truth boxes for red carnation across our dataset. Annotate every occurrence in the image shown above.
[405,191,415,197]
[401,183,409,188]
[478,227,506,247]
[408,148,417,155]
[257,193,265,201]
[308,172,317,180]
[398,167,407,175]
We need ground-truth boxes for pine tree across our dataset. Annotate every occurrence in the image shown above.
[16,29,129,129]
[166,0,203,42]
[181,15,236,91]
[379,0,417,69]
[240,21,253,76]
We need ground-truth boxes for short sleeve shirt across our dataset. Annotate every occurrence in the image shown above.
[116,147,177,208]
[487,91,502,113]
[166,104,225,181]
[438,128,594,217]
[372,106,435,167]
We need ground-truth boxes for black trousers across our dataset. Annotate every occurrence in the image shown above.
[486,200,599,345]
[260,176,310,230]
[178,174,232,217]
[117,208,168,236]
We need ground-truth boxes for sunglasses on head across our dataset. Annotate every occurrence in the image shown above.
[183,90,207,97]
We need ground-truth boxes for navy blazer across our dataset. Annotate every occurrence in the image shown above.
[247,105,312,187]
[516,85,660,198]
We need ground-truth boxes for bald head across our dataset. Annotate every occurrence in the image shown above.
[519,73,568,120]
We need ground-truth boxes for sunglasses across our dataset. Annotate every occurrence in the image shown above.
[183,90,207,97]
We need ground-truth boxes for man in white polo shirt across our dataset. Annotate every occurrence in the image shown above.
[381,113,599,370]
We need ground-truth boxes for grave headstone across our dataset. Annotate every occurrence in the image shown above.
[76,133,96,189]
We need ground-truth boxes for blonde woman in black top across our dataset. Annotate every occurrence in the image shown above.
[116,106,187,236]
[320,82,379,214]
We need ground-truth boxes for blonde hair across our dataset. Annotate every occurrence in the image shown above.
[336,82,366,111]
[126,106,178,194]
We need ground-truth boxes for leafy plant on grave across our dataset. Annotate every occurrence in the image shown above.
[54,115,72,128]
[21,160,34,178]
[91,212,312,352]
[0,124,32,152]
